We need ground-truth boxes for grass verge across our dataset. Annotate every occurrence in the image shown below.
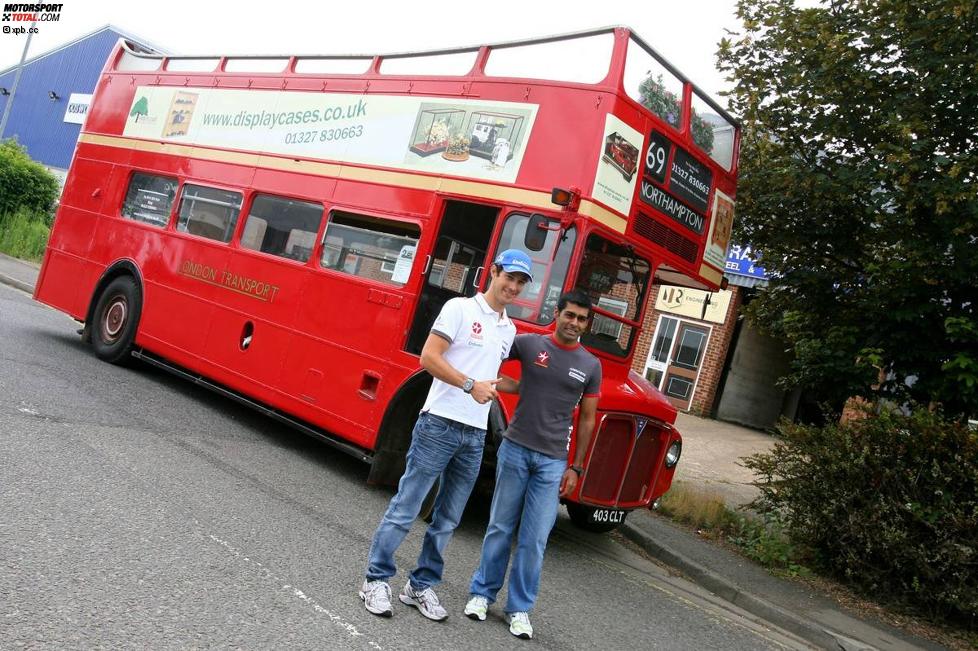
[0,209,49,262]
[656,480,810,576]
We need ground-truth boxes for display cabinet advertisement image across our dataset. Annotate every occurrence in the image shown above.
[403,101,534,174]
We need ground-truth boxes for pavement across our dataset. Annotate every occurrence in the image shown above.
[0,251,946,650]
[0,252,38,295]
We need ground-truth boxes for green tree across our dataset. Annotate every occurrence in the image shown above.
[638,74,715,154]
[0,139,60,221]
[130,96,149,123]
[718,0,978,417]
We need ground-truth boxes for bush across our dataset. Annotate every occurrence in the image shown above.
[744,408,978,627]
[0,139,59,221]
[0,207,50,261]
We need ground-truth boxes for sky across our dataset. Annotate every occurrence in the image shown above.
[0,0,742,108]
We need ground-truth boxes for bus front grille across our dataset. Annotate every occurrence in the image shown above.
[579,414,664,507]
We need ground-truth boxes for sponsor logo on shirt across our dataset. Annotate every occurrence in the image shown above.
[568,368,587,383]
[469,321,484,346]
[535,350,550,367]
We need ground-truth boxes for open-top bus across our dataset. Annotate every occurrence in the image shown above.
[34,26,739,532]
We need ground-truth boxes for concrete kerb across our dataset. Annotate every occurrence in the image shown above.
[620,519,852,651]
[0,252,40,294]
[0,270,33,294]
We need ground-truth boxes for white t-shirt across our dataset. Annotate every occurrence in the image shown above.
[421,293,516,429]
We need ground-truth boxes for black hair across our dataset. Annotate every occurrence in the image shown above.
[557,289,592,313]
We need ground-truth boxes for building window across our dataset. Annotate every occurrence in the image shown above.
[321,211,420,287]
[674,329,707,369]
[665,375,693,400]
[121,173,178,228]
[240,194,323,262]
[645,315,679,387]
[176,184,243,243]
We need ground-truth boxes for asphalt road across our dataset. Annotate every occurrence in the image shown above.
[0,283,810,650]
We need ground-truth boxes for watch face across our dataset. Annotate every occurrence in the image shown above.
[462,378,475,392]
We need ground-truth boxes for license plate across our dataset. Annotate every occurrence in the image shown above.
[590,508,626,524]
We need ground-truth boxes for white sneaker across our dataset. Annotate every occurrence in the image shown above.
[509,611,533,639]
[399,581,448,621]
[359,579,393,617]
[463,595,488,621]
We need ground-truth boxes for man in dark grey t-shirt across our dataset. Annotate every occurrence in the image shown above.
[464,290,601,639]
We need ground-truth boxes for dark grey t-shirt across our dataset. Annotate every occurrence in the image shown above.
[505,334,602,459]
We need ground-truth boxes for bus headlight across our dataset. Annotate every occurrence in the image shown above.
[664,441,682,468]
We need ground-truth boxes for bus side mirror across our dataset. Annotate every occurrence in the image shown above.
[524,213,549,252]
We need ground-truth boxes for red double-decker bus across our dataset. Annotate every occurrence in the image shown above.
[34,27,739,532]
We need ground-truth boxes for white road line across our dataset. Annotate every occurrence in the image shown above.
[207,533,383,650]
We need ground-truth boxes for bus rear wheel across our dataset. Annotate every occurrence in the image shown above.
[91,275,142,365]
[566,503,628,533]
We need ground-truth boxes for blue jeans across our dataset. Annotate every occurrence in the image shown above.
[469,438,565,613]
[366,412,485,590]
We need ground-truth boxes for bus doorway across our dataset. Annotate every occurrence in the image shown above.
[405,201,499,354]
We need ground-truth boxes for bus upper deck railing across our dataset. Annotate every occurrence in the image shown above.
[112,26,739,140]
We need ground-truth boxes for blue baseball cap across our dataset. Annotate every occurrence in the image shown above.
[494,248,533,281]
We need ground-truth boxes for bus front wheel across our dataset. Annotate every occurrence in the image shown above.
[91,275,142,365]
[566,502,628,534]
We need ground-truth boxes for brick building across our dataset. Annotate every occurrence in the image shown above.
[629,245,794,430]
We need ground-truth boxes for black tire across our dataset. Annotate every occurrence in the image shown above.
[91,275,142,365]
[566,502,628,534]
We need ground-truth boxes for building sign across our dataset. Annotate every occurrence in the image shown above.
[63,93,92,125]
[123,86,538,184]
[725,243,767,279]
[655,285,732,324]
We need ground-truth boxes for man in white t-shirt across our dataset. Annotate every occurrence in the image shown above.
[359,249,532,621]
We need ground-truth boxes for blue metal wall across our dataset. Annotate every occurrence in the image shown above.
[0,28,122,170]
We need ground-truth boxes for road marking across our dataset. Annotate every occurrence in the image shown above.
[206,533,383,650]
[17,401,41,416]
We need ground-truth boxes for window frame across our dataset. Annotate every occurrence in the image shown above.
[490,211,578,326]
[318,208,423,289]
[237,191,326,264]
[174,182,245,244]
[575,230,652,358]
[119,171,179,229]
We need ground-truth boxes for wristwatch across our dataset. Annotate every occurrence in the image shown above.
[461,377,475,393]
[569,465,584,476]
